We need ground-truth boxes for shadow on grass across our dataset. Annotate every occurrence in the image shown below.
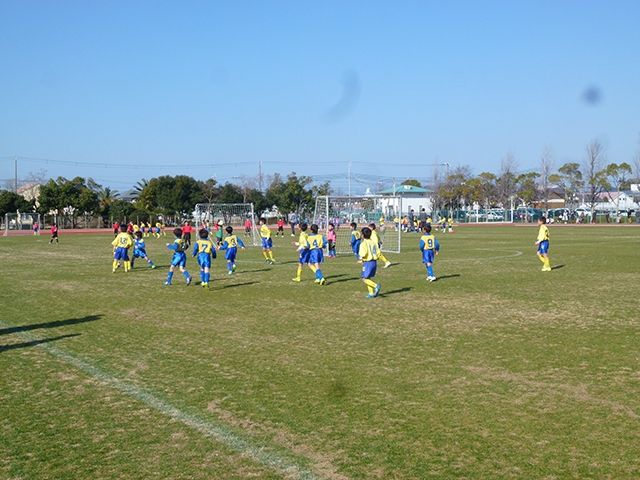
[379,287,412,296]
[220,281,259,289]
[327,275,359,284]
[551,264,565,270]
[435,274,461,280]
[0,334,81,353]
[0,315,103,337]
[237,269,271,274]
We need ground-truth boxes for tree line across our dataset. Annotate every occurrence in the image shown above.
[2,139,639,222]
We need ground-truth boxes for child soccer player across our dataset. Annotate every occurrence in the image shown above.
[33,221,39,235]
[219,226,245,274]
[306,224,327,285]
[192,228,215,289]
[49,223,59,244]
[258,218,275,264]
[535,216,551,272]
[132,231,156,269]
[215,220,224,246]
[369,223,392,268]
[350,222,361,260]
[420,225,440,282]
[165,228,192,286]
[276,217,285,237]
[292,222,314,282]
[244,218,252,238]
[112,224,133,272]
[326,222,337,258]
[358,227,381,298]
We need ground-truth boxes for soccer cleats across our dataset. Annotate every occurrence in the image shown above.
[292,277,301,282]
[373,284,381,296]
[383,261,391,268]
[186,276,192,286]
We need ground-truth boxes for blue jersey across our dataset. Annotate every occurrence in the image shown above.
[133,238,147,258]
[192,238,215,268]
[350,230,361,253]
[420,234,440,264]
[220,234,245,262]
[168,237,188,267]
[305,233,326,264]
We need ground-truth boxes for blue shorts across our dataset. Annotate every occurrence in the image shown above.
[171,251,187,267]
[299,249,310,264]
[262,238,273,249]
[197,253,211,269]
[538,240,549,254]
[361,260,377,279]
[114,247,130,261]
[225,248,237,263]
[422,249,435,264]
[309,249,324,264]
[133,248,146,259]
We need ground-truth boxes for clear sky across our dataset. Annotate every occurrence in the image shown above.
[1,1,639,195]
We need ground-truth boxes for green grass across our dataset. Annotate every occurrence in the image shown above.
[2,225,640,479]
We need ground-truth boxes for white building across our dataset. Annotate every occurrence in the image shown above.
[378,185,433,215]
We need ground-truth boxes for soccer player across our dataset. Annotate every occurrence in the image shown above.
[165,228,192,286]
[276,217,285,237]
[132,231,156,269]
[49,223,59,244]
[112,224,133,272]
[358,227,381,298]
[306,224,327,285]
[419,224,440,282]
[192,228,215,289]
[33,221,39,235]
[535,216,551,272]
[244,218,252,238]
[369,223,392,268]
[219,226,245,274]
[326,222,337,258]
[292,222,315,282]
[182,221,193,249]
[258,218,275,264]
[350,222,361,260]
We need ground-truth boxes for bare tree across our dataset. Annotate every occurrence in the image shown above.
[583,140,609,221]
[234,175,258,203]
[540,145,555,213]
[496,150,519,208]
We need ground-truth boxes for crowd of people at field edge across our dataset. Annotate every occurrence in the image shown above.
[108,212,553,298]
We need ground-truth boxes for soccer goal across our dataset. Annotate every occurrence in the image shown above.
[313,195,402,254]
[3,212,41,236]
[193,203,261,246]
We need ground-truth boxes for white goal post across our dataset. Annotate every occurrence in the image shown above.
[193,203,261,246]
[313,195,402,254]
[3,212,42,236]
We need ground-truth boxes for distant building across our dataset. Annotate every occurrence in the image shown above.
[378,184,433,215]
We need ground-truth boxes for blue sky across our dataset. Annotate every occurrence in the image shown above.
[1,1,639,195]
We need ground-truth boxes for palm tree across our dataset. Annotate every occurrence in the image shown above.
[131,178,149,199]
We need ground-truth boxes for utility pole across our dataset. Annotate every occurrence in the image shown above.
[258,161,263,193]
[348,162,352,198]
[14,156,18,192]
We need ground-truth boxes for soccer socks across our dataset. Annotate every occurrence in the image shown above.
[315,269,323,281]
[427,266,434,277]
[309,264,317,273]
[545,258,551,269]
[269,251,275,262]
[364,278,377,294]
[263,251,269,261]
[124,261,131,272]
[204,272,210,284]
[112,260,119,272]
[296,266,302,279]
[379,253,388,263]
[166,271,174,284]
[147,259,154,267]
[227,261,233,273]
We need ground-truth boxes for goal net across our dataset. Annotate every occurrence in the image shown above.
[193,203,260,246]
[3,212,42,236]
[313,195,402,254]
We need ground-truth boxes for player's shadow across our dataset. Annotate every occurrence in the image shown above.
[0,315,103,336]
[278,260,300,265]
[0,334,81,353]
[379,287,412,296]
[237,269,271,274]
[327,274,358,284]
[551,265,565,270]
[435,274,460,280]
[220,281,259,289]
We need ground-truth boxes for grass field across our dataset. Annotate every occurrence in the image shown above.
[2,225,640,479]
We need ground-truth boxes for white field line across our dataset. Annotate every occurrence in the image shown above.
[0,320,323,480]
